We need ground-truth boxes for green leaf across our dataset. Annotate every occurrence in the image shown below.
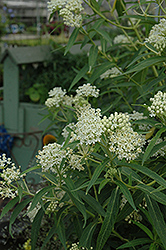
[148,141,166,158]
[98,179,110,194]
[117,190,144,222]
[146,195,166,249]
[18,185,23,202]
[89,62,114,83]
[69,64,89,91]
[142,127,166,164]
[0,196,19,219]
[31,202,50,250]
[127,52,153,68]
[90,0,100,11]
[79,221,97,249]
[96,187,120,250]
[21,165,41,176]
[28,185,55,212]
[115,180,137,211]
[137,183,166,205]
[119,162,166,190]
[117,238,152,249]
[86,159,109,194]
[115,0,126,16]
[78,190,106,217]
[132,220,154,240]
[88,45,98,72]
[9,197,32,236]
[125,56,166,75]
[94,28,112,45]
[81,19,104,49]
[54,216,67,250]
[41,224,57,250]
[64,27,79,55]
[36,172,58,185]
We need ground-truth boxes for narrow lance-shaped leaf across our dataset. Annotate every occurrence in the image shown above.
[96,187,120,250]
[137,183,166,205]
[115,180,137,211]
[31,203,50,250]
[64,27,79,55]
[118,162,166,189]
[28,185,55,213]
[117,238,152,249]
[79,221,97,249]
[0,196,19,219]
[125,56,166,75]
[132,220,154,240]
[86,159,109,194]
[69,64,89,91]
[88,45,98,72]
[146,195,166,249]
[142,127,166,165]
[9,197,32,236]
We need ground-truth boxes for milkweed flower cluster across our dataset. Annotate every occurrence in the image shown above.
[68,105,104,145]
[145,18,166,52]
[76,83,100,98]
[113,34,134,44]
[47,0,84,27]
[101,112,146,161]
[100,67,122,79]
[69,242,93,250]
[0,154,24,199]
[127,110,148,121]
[45,87,67,108]
[147,91,166,124]
[36,142,67,174]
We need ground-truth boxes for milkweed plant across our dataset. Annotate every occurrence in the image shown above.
[1,0,166,249]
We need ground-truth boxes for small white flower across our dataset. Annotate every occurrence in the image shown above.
[147,91,166,124]
[113,34,134,44]
[36,142,67,173]
[145,18,166,52]
[101,112,146,161]
[100,67,122,79]
[76,83,100,98]
[69,105,104,145]
[45,87,67,108]
[47,0,84,27]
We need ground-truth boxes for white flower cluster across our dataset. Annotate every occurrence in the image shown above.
[147,91,166,121]
[101,112,146,161]
[125,210,142,224]
[149,137,166,157]
[76,83,100,98]
[27,202,41,222]
[145,18,166,52]
[127,110,147,121]
[0,154,23,199]
[45,87,67,108]
[46,201,59,214]
[69,242,93,250]
[67,148,85,171]
[47,0,84,27]
[69,105,104,145]
[100,67,122,79]
[113,34,133,44]
[36,142,67,173]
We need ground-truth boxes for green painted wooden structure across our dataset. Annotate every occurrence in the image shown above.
[0,46,53,182]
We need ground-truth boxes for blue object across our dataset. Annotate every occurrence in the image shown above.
[0,125,14,157]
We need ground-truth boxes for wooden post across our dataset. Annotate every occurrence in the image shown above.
[3,56,19,132]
